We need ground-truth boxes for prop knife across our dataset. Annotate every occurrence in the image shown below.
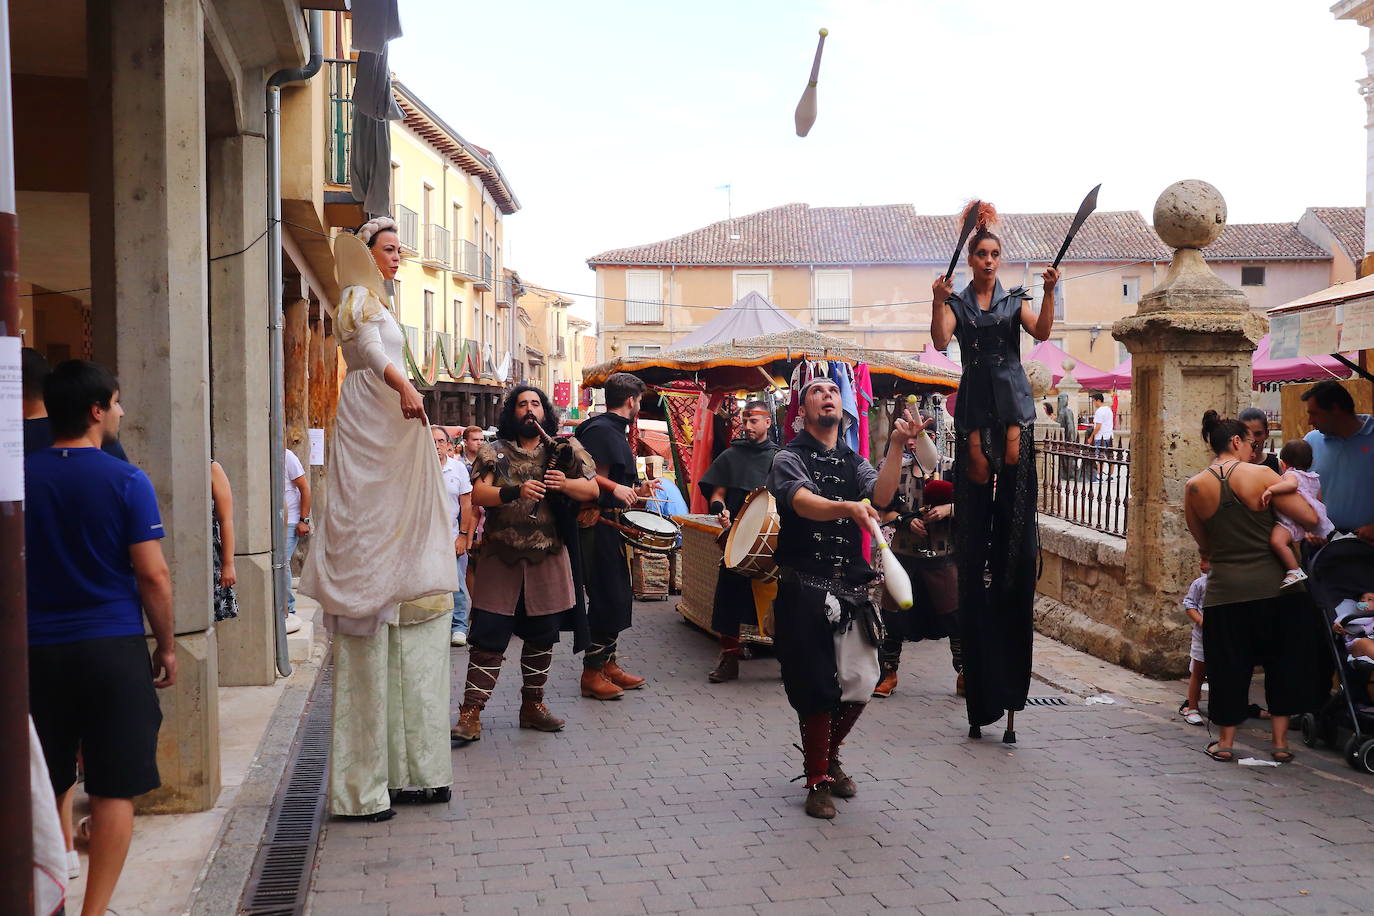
[1050,183,1102,270]
[945,200,982,283]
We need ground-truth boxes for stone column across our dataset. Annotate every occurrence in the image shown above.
[87,0,220,811]
[208,134,275,688]
[1113,180,1265,677]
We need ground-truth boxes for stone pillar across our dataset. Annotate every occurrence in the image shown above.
[208,134,275,688]
[1113,180,1265,677]
[87,0,220,811]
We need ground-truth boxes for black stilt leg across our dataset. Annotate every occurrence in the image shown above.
[1003,710,1017,744]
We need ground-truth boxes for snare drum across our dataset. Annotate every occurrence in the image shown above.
[723,488,781,582]
[614,509,681,554]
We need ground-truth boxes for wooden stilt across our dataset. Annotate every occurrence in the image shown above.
[1003,710,1017,744]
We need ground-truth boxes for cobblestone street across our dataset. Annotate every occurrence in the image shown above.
[309,600,1374,914]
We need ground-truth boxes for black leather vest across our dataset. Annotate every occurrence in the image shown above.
[776,442,869,582]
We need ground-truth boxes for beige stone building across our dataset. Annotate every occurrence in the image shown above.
[517,283,592,412]
[587,203,1365,379]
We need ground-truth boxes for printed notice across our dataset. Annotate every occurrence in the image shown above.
[1341,297,1374,352]
[0,337,23,502]
[1268,313,1301,360]
[1298,307,1339,358]
[308,428,325,466]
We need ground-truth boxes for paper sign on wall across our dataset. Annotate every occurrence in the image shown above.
[1341,298,1374,352]
[1298,307,1340,358]
[0,337,23,503]
[308,428,325,466]
[1269,313,1300,360]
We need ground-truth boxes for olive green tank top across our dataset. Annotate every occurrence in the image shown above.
[1202,461,1284,608]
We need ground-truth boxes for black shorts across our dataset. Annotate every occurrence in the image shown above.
[29,635,162,799]
[468,601,566,653]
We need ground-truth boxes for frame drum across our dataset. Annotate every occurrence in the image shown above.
[723,488,781,582]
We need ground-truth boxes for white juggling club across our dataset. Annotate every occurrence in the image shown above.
[861,499,913,609]
[794,28,828,137]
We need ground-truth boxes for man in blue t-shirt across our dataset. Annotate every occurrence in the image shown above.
[25,359,176,916]
[1302,380,1374,543]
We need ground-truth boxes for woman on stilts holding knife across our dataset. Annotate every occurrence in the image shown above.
[931,201,1059,743]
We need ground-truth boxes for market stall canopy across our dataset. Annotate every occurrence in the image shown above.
[1252,333,1353,385]
[668,291,801,350]
[915,342,962,374]
[1022,339,1116,389]
[584,326,960,396]
[1107,356,1132,390]
[1267,272,1374,359]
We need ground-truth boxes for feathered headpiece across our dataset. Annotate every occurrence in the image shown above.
[960,200,999,233]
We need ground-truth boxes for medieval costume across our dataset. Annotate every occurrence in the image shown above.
[945,279,1038,737]
[768,427,884,818]
[451,433,596,741]
[874,455,960,697]
[575,411,646,697]
[699,432,781,683]
[301,231,458,819]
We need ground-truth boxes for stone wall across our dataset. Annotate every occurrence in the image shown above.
[1033,515,1189,679]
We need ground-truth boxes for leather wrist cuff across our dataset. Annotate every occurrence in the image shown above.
[499,485,521,504]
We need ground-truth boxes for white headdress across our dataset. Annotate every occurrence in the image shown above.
[356,216,399,246]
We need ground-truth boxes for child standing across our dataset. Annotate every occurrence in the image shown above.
[1261,439,1334,589]
[1179,567,1208,725]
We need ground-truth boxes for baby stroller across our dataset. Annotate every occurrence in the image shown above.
[1295,536,1374,772]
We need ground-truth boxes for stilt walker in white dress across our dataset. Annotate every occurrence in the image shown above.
[300,218,460,821]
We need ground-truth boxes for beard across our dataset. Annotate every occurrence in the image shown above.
[519,415,541,437]
[815,414,840,429]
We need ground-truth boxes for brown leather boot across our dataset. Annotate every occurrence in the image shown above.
[603,658,646,690]
[955,672,966,696]
[450,704,482,743]
[519,700,565,732]
[805,783,836,819]
[580,667,624,700]
[828,760,856,798]
[707,652,739,683]
[872,669,898,698]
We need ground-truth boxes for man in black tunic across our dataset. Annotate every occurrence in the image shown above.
[766,376,910,818]
[575,373,650,701]
[699,401,780,683]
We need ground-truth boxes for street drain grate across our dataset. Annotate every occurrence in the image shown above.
[1024,696,1071,707]
[241,665,333,915]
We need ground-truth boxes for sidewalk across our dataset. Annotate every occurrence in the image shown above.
[308,599,1374,915]
[59,595,326,916]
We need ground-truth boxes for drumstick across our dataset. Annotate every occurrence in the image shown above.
[860,499,914,609]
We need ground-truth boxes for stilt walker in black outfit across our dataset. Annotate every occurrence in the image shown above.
[931,201,1060,742]
[766,376,910,818]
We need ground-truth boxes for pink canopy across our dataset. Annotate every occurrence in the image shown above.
[1023,340,1116,389]
[1252,334,1353,385]
[1107,356,1132,389]
[915,342,961,373]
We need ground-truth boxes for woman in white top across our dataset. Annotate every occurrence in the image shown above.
[300,218,459,820]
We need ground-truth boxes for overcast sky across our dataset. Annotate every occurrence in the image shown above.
[389,0,1369,322]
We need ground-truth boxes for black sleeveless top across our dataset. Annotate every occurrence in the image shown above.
[946,280,1036,431]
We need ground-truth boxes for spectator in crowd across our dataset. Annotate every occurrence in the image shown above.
[1238,406,1280,472]
[22,347,127,460]
[1184,410,1323,763]
[432,426,474,646]
[284,448,311,633]
[1261,439,1334,589]
[1302,380,1374,543]
[211,460,239,622]
[1179,566,1208,726]
[26,360,176,916]
[1089,391,1114,481]
[460,425,486,592]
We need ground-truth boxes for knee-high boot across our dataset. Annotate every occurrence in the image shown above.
[799,711,835,818]
[451,648,503,743]
[828,702,865,797]
[518,643,565,732]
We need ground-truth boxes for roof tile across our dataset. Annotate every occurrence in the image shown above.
[1307,206,1365,262]
[1201,221,1329,260]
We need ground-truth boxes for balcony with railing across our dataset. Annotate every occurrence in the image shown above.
[481,254,494,288]
[816,297,851,323]
[435,331,454,376]
[394,204,419,252]
[423,223,450,268]
[325,60,354,186]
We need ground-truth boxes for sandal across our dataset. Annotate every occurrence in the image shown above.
[1205,742,1236,762]
[1178,704,1204,726]
[1271,747,1295,763]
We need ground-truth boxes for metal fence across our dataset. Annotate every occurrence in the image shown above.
[325,60,353,185]
[1036,432,1130,537]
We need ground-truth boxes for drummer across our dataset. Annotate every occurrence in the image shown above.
[699,400,780,683]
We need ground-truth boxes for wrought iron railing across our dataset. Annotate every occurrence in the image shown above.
[1036,431,1130,537]
[424,223,450,266]
[394,205,419,251]
[460,240,480,278]
[483,254,494,284]
[325,60,354,185]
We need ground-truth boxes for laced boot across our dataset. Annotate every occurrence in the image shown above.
[451,648,502,743]
[518,643,564,732]
[708,635,742,683]
[603,655,646,690]
[580,666,624,700]
[828,702,865,798]
[872,667,898,698]
[799,711,835,818]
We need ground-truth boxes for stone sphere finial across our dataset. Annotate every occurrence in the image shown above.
[1153,179,1227,250]
[1061,357,1076,373]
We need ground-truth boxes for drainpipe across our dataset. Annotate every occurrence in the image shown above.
[266,10,323,676]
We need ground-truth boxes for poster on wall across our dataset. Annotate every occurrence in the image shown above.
[308,428,325,466]
[1298,307,1340,358]
[1341,298,1374,352]
[1269,313,1301,360]
[0,338,23,503]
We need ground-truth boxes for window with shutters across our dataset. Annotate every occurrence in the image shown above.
[1122,276,1140,304]
[1030,269,1065,320]
[625,270,663,324]
[423,290,435,366]
[733,271,771,303]
[814,270,851,323]
[627,344,662,358]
